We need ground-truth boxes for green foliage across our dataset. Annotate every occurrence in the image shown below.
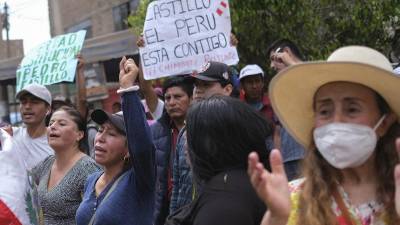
[127,0,151,36]
[230,0,400,76]
[128,0,400,76]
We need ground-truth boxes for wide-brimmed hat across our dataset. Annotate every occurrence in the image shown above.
[269,46,400,150]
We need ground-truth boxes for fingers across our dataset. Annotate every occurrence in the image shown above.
[248,152,262,185]
[395,164,400,214]
[136,36,145,48]
[124,58,138,73]
[269,149,286,176]
[248,152,260,175]
[248,152,269,190]
[271,53,284,65]
[394,138,400,215]
[248,152,267,178]
[77,55,85,68]
[229,33,238,46]
[1,125,13,136]
[395,164,400,185]
[119,56,127,72]
[396,138,400,156]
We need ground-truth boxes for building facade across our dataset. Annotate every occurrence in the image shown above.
[0,12,24,123]
[48,0,140,112]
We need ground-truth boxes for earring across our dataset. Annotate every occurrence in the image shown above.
[123,155,130,163]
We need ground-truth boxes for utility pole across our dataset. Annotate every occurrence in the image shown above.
[0,2,11,124]
[3,2,10,58]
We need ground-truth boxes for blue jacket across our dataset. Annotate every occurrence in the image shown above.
[266,127,305,181]
[75,91,156,225]
[150,112,173,225]
[169,128,194,213]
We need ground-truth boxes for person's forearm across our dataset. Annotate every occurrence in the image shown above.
[76,67,87,118]
[138,64,159,113]
[122,91,155,191]
[263,211,288,225]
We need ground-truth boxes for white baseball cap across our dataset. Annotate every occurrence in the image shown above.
[16,83,52,105]
[394,66,400,76]
[239,64,264,80]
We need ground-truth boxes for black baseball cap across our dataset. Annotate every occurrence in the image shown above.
[191,61,232,83]
[91,109,126,135]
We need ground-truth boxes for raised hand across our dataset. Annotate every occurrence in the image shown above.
[395,138,400,216]
[230,33,239,47]
[76,53,85,71]
[248,149,290,225]
[1,125,13,136]
[271,47,299,67]
[119,56,139,89]
[136,34,145,48]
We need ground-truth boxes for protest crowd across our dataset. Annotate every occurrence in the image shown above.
[2,1,400,225]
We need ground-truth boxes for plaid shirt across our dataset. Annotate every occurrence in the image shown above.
[169,128,194,214]
[240,93,305,180]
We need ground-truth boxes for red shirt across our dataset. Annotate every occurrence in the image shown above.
[240,91,275,123]
[167,124,180,199]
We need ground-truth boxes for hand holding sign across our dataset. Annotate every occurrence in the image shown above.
[16,30,86,91]
[140,0,238,80]
[136,34,145,48]
[76,54,85,71]
[230,33,239,47]
[1,125,13,137]
[395,138,400,216]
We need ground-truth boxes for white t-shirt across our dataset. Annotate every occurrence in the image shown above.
[0,126,53,225]
[394,66,400,76]
[12,126,54,170]
[151,98,164,120]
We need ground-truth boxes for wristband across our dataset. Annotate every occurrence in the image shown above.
[116,85,140,94]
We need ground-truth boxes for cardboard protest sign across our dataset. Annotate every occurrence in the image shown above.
[16,30,86,91]
[140,0,239,80]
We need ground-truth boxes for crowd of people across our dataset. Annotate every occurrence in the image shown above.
[1,32,400,225]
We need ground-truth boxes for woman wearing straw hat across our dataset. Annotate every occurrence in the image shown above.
[248,46,400,225]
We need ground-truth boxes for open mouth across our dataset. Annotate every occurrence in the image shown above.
[48,133,60,138]
[23,112,35,117]
[94,146,107,153]
[168,108,180,113]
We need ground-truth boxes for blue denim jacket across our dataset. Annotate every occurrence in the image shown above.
[266,127,305,181]
[169,128,194,213]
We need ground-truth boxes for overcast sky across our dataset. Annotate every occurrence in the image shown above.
[1,0,50,54]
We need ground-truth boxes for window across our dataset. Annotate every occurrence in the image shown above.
[113,2,129,31]
[130,0,139,11]
[112,0,139,32]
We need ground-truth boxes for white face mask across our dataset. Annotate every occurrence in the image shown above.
[313,116,386,169]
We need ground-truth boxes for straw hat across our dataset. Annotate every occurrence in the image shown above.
[269,46,400,150]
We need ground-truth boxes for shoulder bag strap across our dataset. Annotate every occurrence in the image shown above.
[88,173,127,225]
[332,186,356,225]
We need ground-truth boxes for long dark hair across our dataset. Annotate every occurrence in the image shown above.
[186,96,273,181]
